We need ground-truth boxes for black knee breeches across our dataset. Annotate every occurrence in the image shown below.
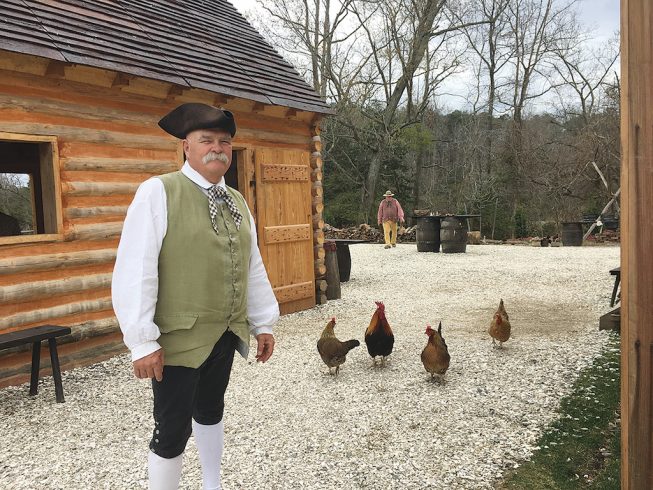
[149,331,238,458]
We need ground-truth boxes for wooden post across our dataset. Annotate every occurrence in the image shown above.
[621,1,653,487]
[323,241,341,300]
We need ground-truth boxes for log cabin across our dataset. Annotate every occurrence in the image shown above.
[0,0,331,387]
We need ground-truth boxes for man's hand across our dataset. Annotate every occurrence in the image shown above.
[255,333,275,363]
[133,349,164,381]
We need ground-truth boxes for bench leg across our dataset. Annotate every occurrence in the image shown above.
[48,338,65,403]
[29,341,41,396]
[610,276,620,307]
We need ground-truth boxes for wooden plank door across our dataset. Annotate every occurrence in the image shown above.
[255,148,315,314]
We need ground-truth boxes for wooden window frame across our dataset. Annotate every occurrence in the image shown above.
[234,147,256,215]
[0,132,63,245]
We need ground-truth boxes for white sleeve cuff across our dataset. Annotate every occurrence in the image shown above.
[130,341,162,362]
[251,325,274,337]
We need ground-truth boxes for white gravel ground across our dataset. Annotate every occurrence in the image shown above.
[0,243,620,489]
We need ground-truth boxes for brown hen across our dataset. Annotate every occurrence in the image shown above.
[489,299,511,348]
[421,322,450,381]
[317,317,360,375]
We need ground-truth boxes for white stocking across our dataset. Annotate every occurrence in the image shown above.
[192,419,224,490]
[148,450,183,490]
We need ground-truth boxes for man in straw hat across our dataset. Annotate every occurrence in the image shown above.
[377,190,405,249]
[112,103,279,489]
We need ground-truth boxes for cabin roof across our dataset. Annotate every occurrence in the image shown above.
[0,0,332,114]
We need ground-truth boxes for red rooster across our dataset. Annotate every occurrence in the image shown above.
[364,301,395,366]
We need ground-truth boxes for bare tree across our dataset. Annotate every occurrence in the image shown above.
[553,35,620,124]
[347,0,490,221]
[495,0,581,235]
[252,0,358,97]
[458,0,512,175]
[0,173,32,231]
[548,35,621,219]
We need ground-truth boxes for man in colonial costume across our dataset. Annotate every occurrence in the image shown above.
[377,190,405,248]
[112,103,279,490]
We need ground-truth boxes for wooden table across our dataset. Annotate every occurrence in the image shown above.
[610,266,621,307]
[330,239,369,282]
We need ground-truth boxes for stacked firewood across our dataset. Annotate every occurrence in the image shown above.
[324,223,416,243]
[586,229,620,243]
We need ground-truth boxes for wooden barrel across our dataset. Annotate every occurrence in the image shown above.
[415,216,440,252]
[561,222,583,246]
[440,217,467,253]
[323,241,341,299]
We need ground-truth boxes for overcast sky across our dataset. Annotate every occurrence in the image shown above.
[231,0,620,110]
[575,0,620,42]
[233,0,619,41]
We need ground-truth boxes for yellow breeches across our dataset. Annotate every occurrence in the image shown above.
[382,221,398,245]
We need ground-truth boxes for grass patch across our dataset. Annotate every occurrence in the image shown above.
[500,333,621,489]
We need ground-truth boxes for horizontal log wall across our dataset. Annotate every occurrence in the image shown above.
[0,51,323,384]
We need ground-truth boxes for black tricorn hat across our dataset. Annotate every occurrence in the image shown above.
[158,103,236,139]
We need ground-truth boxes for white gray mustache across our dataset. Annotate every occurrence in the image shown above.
[202,152,229,164]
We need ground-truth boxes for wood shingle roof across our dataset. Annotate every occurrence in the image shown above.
[0,0,332,113]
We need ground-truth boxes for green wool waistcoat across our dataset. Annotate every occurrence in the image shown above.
[154,171,251,368]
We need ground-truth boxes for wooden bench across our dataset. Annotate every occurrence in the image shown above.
[0,325,71,402]
[600,307,621,332]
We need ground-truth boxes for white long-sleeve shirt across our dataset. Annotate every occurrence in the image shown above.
[112,162,279,361]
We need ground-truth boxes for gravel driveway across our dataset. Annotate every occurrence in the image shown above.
[0,243,620,489]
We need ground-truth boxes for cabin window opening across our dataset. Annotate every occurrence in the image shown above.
[0,137,61,240]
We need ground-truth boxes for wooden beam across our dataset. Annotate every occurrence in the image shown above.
[311,136,322,153]
[166,85,186,100]
[1,298,113,330]
[0,274,113,303]
[263,224,312,244]
[213,94,233,106]
[45,61,71,78]
[0,249,117,275]
[261,164,310,182]
[252,102,266,113]
[272,281,313,303]
[621,1,653,488]
[111,72,133,88]
[285,108,298,118]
